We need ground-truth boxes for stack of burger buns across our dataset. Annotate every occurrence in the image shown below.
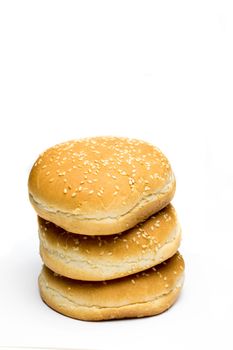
[28,137,184,321]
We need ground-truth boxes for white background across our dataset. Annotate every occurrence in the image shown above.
[0,1,233,349]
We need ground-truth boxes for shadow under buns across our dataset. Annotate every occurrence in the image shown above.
[29,137,175,235]
[39,252,185,321]
[39,204,181,281]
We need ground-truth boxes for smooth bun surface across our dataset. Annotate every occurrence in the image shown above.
[29,137,175,235]
[39,252,184,321]
[39,204,181,281]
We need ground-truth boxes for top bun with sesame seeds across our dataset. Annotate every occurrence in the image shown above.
[28,137,176,235]
[39,252,185,321]
[38,204,181,281]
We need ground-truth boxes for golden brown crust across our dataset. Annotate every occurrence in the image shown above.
[28,137,175,235]
[38,252,184,321]
[39,204,181,281]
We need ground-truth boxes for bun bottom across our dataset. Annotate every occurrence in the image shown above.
[39,252,184,321]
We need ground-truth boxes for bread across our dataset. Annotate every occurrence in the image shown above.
[39,252,184,321]
[39,204,181,281]
[28,137,175,235]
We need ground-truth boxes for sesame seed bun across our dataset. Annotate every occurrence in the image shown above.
[39,204,181,281]
[28,137,175,235]
[38,252,184,321]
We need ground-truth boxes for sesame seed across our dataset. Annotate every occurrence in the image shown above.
[129,177,135,185]
[89,190,94,194]
[131,279,136,284]
[63,188,67,194]
[49,178,54,182]
[142,272,149,277]
[71,192,77,198]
